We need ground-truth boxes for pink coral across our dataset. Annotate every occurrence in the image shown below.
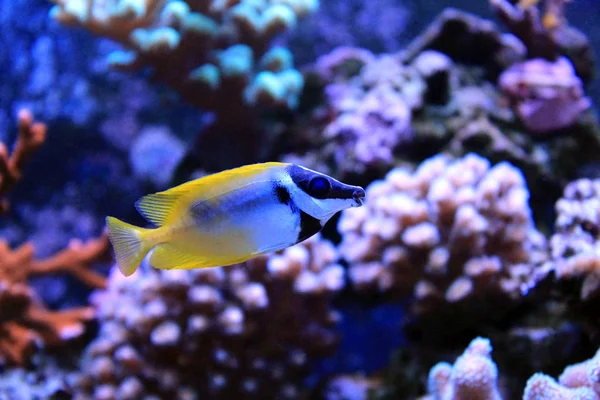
[74,235,345,398]
[499,57,590,133]
[338,153,547,317]
[426,337,502,400]
[547,179,600,299]
[523,373,598,400]
[523,348,600,400]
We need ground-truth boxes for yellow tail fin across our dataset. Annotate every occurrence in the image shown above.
[106,216,153,276]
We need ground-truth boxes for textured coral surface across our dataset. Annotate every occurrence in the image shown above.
[74,236,344,398]
[338,154,546,314]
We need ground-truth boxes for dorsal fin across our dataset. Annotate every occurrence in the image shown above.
[135,191,184,226]
[135,162,288,226]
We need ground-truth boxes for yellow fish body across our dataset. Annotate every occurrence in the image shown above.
[106,162,365,276]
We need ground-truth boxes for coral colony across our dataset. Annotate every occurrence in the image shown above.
[2,0,600,399]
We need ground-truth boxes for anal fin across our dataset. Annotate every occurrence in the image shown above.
[150,244,215,270]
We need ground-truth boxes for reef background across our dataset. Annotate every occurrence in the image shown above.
[2,0,600,399]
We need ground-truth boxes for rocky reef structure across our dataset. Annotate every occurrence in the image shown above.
[489,0,595,83]
[50,0,316,171]
[73,235,345,398]
[287,1,599,214]
[338,153,547,334]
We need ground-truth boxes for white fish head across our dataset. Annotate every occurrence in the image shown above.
[284,165,366,222]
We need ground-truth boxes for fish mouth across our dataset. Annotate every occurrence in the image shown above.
[352,188,366,207]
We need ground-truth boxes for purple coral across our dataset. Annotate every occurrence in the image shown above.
[283,49,425,178]
[73,235,345,398]
[499,57,591,133]
[322,53,423,170]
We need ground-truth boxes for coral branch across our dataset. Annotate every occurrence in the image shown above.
[0,233,110,365]
[0,109,46,213]
[27,234,111,289]
[0,234,110,289]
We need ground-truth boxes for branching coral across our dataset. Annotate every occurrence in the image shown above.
[0,234,110,365]
[50,0,315,170]
[73,235,345,398]
[338,153,547,329]
[0,109,111,365]
[425,337,502,400]
[0,109,46,214]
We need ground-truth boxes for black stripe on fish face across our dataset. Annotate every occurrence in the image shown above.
[297,210,323,243]
[287,164,363,201]
[275,185,292,205]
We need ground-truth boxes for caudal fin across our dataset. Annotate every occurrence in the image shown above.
[106,216,152,276]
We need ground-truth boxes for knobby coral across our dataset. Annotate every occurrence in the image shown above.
[425,337,502,400]
[548,179,600,300]
[73,235,345,399]
[423,337,600,400]
[338,153,547,328]
[523,348,600,400]
[0,109,46,214]
[283,46,425,181]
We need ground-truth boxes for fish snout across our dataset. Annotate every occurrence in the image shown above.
[352,188,366,207]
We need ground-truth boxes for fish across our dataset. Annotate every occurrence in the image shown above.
[106,162,366,276]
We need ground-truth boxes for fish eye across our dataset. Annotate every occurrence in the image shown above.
[308,176,331,197]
